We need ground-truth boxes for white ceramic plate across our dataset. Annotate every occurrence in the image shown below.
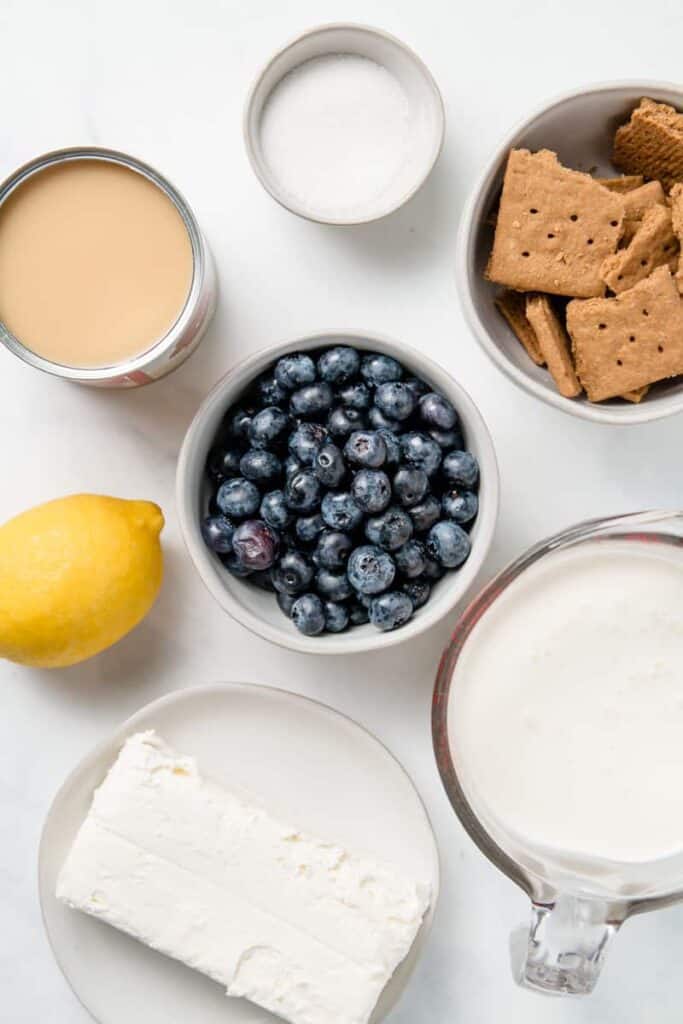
[39,683,440,1024]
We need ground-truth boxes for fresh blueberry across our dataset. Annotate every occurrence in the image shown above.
[231,520,280,571]
[442,450,480,489]
[240,449,282,484]
[328,406,368,438]
[284,455,304,480]
[367,405,400,432]
[291,593,325,636]
[315,568,353,602]
[361,353,403,386]
[216,478,261,518]
[369,591,414,632]
[285,471,321,513]
[201,514,235,554]
[272,550,314,594]
[376,428,401,466]
[314,530,353,570]
[206,447,241,484]
[395,539,427,579]
[324,601,349,633]
[249,407,290,449]
[254,374,288,408]
[274,353,316,390]
[408,494,442,533]
[295,513,325,544]
[317,346,360,384]
[321,492,364,532]
[290,382,334,419]
[221,552,253,577]
[277,591,296,617]
[351,469,392,513]
[228,408,253,442]
[313,442,345,488]
[365,506,413,552]
[349,601,370,626]
[393,466,428,507]
[419,393,458,431]
[401,577,431,609]
[339,381,371,410]
[423,555,445,581]
[429,426,464,450]
[427,520,472,568]
[260,490,292,531]
[404,376,429,399]
[288,422,327,465]
[344,430,387,468]
[354,590,373,608]
[347,545,396,595]
[442,489,479,524]
[374,382,417,421]
[400,432,442,476]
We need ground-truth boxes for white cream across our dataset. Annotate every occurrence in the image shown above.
[57,732,429,1024]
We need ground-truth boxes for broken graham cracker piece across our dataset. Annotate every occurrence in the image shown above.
[494,290,544,365]
[620,180,667,244]
[601,204,679,294]
[622,385,650,402]
[613,98,683,191]
[595,175,644,193]
[525,294,582,397]
[486,149,625,298]
[670,184,683,293]
[566,266,683,401]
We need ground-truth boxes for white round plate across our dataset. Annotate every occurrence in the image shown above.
[39,683,440,1024]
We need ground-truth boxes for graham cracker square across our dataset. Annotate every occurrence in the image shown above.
[669,183,683,293]
[595,175,644,193]
[494,290,544,365]
[601,204,679,294]
[525,294,582,397]
[620,180,667,244]
[613,98,683,192]
[486,149,625,298]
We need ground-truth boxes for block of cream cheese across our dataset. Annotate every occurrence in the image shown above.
[57,731,430,1024]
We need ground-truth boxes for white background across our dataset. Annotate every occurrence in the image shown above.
[1,0,683,1021]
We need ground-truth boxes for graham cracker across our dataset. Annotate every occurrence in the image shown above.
[494,290,544,365]
[595,175,644,193]
[669,183,683,293]
[613,98,683,191]
[601,204,679,294]
[622,386,650,402]
[486,149,625,298]
[525,294,582,397]
[566,266,683,401]
[620,180,667,244]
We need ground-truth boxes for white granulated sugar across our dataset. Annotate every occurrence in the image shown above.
[260,54,412,217]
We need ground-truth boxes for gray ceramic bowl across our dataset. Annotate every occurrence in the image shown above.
[457,80,683,425]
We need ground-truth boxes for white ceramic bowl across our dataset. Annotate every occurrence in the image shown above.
[457,80,683,425]
[176,330,499,655]
[243,23,445,225]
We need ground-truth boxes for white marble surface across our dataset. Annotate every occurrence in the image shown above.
[1,0,683,1021]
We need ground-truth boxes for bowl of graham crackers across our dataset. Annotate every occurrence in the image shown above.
[457,81,683,424]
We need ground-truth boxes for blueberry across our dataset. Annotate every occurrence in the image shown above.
[231,519,280,571]
[442,450,480,489]
[442,489,478,525]
[315,568,353,602]
[295,513,325,544]
[274,353,316,390]
[328,406,368,438]
[351,469,392,513]
[216,478,260,518]
[408,494,442,533]
[365,506,413,552]
[349,601,370,626]
[240,449,282,484]
[361,353,403,386]
[344,430,387,468]
[321,492,364,532]
[369,591,414,632]
[317,346,360,384]
[353,591,373,608]
[254,373,288,408]
[427,521,472,568]
[285,471,321,513]
[401,577,431,609]
[374,382,416,421]
[291,593,325,636]
[277,591,296,617]
[272,550,314,594]
[249,407,290,449]
[339,381,371,410]
[313,442,345,488]
[347,545,396,595]
[324,601,349,633]
[221,551,253,577]
[228,407,254,442]
[206,447,241,484]
[201,514,235,554]
[376,428,401,466]
[314,530,353,570]
[400,432,442,476]
[368,406,400,432]
[419,393,458,431]
[429,426,464,450]
[290,382,334,419]
[395,539,427,579]
[393,466,428,507]
[260,490,292,531]
[404,376,429,399]
[288,422,327,465]
[423,555,445,581]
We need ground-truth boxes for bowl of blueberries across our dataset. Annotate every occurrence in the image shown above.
[177,331,499,654]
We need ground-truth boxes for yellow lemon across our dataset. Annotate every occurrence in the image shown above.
[0,494,164,668]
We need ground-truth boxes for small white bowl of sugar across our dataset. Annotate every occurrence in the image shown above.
[244,24,445,225]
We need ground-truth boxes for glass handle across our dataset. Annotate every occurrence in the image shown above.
[515,896,625,996]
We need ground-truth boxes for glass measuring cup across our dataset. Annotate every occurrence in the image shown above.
[433,510,683,996]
